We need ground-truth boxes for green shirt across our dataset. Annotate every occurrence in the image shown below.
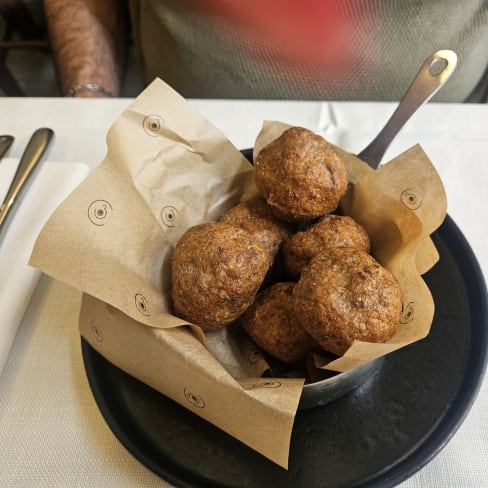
[129,0,488,102]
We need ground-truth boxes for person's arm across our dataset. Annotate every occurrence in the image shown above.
[44,0,128,97]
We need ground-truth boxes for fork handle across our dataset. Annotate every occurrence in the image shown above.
[0,128,54,232]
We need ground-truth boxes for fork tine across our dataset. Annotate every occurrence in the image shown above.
[0,136,14,161]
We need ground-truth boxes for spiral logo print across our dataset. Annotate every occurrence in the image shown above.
[400,189,422,210]
[252,380,281,389]
[160,206,178,227]
[184,389,206,408]
[135,293,150,316]
[88,200,113,226]
[143,114,165,136]
[91,322,103,342]
[249,348,263,364]
[401,301,415,324]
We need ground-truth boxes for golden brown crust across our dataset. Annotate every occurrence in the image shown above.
[241,282,319,364]
[283,214,371,277]
[292,247,402,356]
[219,198,292,263]
[171,222,270,331]
[254,127,348,222]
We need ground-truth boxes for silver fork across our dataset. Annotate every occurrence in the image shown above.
[0,128,55,243]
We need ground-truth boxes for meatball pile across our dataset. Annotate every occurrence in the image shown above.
[171,126,402,367]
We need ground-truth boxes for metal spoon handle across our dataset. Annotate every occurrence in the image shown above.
[358,49,458,168]
[0,128,54,237]
[0,135,14,160]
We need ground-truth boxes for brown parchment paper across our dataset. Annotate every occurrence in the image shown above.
[30,79,446,468]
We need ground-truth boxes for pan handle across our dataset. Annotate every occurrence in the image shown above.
[357,50,458,168]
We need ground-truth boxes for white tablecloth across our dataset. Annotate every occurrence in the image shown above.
[0,97,487,487]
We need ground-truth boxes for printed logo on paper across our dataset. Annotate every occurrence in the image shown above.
[88,200,113,226]
[252,380,282,389]
[91,321,103,342]
[400,301,415,324]
[249,348,263,364]
[160,206,179,227]
[400,189,422,210]
[184,389,206,408]
[135,293,151,316]
[143,114,165,137]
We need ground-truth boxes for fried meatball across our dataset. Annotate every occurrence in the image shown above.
[171,222,269,331]
[283,214,371,277]
[254,127,348,222]
[219,198,292,262]
[241,282,319,364]
[292,247,402,356]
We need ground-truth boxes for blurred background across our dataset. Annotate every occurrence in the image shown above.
[0,0,142,97]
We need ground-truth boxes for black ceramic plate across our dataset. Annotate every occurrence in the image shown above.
[81,212,488,488]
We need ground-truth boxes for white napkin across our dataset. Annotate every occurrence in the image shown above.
[0,158,90,376]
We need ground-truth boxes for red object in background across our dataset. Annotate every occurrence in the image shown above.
[189,0,364,66]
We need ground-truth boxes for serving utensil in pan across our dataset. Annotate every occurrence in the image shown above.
[357,49,458,168]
